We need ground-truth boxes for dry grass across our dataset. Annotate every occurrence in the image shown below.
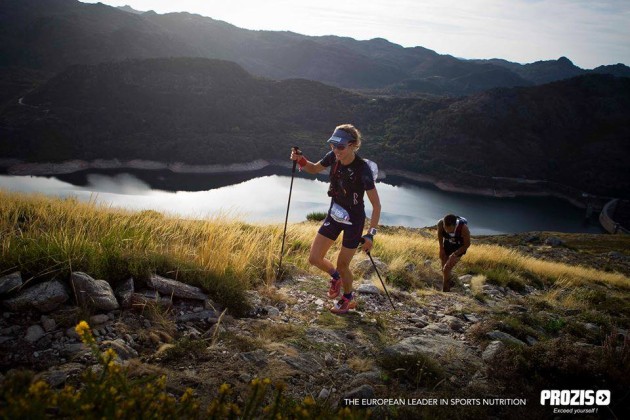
[2,190,628,309]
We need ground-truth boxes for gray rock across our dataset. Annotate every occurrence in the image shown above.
[317,388,331,400]
[353,258,388,277]
[0,336,13,344]
[356,283,381,295]
[60,343,88,357]
[423,323,451,334]
[36,363,83,387]
[147,274,207,300]
[265,306,281,317]
[526,336,538,346]
[66,327,79,339]
[41,316,56,333]
[240,349,268,367]
[101,339,138,360]
[281,354,319,376]
[486,330,526,346]
[341,385,375,405]
[382,335,481,371]
[583,323,600,333]
[114,278,134,309]
[349,371,384,387]
[545,236,564,247]
[3,280,69,312]
[70,272,119,311]
[90,314,110,325]
[482,341,505,362]
[444,316,465,332]
[0,272,22,295]
[175,310,216,322]
[464,314,480,323]
[458,274,473,284]
[25,325,46,343]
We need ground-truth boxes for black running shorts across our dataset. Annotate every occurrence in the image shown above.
[318,212,365,249]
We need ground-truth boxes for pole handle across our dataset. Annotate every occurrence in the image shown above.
[292,146,301,173]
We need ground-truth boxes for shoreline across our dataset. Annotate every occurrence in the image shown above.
[0,158,589,208]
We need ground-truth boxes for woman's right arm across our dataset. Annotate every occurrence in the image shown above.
[290,150,327,174]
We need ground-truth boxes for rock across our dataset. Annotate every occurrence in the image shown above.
[25,325,46,343]
[90,314,110,325]
[317,388,331,400]
[60,343,88,357]
[3,280,69,312]
[114,278,134,309]
[282,354,319,376]
[349,371,384,387]
[341,385,375,406]
[265,306,280,318]
[175,310,216,323]
[545,236,564,247]
[458,275,473,284]
[486,330,526,346]
[524,234,540,243]
[526,336,538,346]
[356,284,381,295]
[240,349,268,367]
[40,316,56,332]
[464,314,480,323]
[482,341,505,362]
[35,363,83,388]
[66,327,79,339]
[0,272,22,295]
[423,323,451,335]
[353,258,388,277]
[508,305,528,313]
[101,339,138,360]
[70,272,119,311]
[382,335,482,373]
[444,316,465,332]
[583,323,600,333]
[147,274,207,300]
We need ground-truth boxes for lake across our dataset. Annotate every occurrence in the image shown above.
[0,168,603,235]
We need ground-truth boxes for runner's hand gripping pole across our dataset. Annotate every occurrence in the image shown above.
[359,238,396,309]
[278,146,301,279]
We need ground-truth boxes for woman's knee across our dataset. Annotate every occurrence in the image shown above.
[308,252,323,266]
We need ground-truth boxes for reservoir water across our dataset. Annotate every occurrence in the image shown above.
[0,168,603,235]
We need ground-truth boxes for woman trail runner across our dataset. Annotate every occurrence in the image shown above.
[290,124,381,314]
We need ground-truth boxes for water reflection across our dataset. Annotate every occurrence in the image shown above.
[0,170,603,235]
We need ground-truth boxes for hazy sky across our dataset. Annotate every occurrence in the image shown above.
[80,0,629,69]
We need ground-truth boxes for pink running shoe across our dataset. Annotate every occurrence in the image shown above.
[327,277,342,299]
[330,295,356,315]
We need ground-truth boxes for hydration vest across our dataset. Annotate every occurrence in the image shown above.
[442,217,467,246]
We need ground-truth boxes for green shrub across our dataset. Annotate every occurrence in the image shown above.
[306,211,327,222]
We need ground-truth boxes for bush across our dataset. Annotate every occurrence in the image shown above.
[306,211,327,222]
[0,322,372,419]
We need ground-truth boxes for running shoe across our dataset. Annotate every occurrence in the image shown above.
[327,277,342,299]
[330,295,356,315]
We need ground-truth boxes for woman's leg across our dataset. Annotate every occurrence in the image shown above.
[308,233,336,274]
[336,246,358,294]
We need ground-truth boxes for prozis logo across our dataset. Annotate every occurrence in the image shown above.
[540,390,611,406]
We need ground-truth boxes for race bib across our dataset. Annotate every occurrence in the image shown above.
[330,203,352,225]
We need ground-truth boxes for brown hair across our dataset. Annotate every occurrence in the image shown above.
[336,123,362,150]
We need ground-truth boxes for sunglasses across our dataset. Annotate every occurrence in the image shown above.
[330,142,354,151]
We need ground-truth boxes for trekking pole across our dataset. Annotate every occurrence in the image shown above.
[360,238,396,309]
[277,146,301,279]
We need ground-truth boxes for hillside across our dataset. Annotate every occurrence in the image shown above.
[0,192,628,417]
[0,0,627,99]
[1,58,629,198]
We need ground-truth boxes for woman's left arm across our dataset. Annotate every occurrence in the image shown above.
[366,188,381,229]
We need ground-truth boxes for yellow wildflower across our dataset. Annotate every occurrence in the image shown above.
[219,383,231,395]
[75,321,90,337]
